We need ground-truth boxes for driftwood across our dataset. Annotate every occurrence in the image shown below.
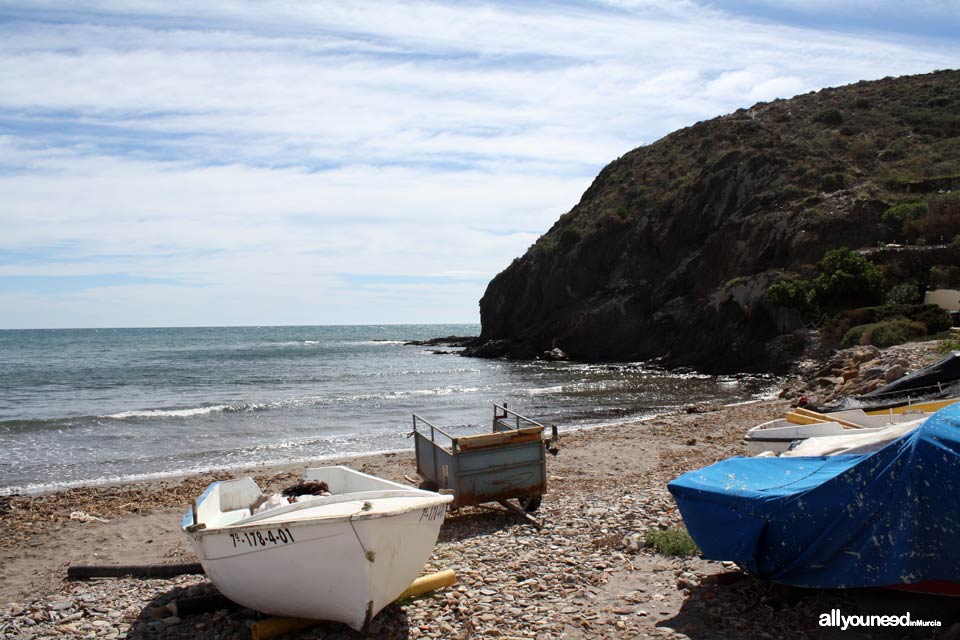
[67,562,205,580]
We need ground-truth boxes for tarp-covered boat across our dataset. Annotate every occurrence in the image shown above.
[669,403,960,589]
[849,351,960,410]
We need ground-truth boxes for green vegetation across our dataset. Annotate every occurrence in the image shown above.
[822,304,953,350]
[940,336,960,353]
[644,527,699,557]
[841,319,927,349]
[904,192,960,244]
[767,247,884,318]
[816,248,885,314]
[931,265,960,289]
[767,278,815,315]
[814,108,844,126]
[820,173,845,192]
[882,201,927,227]
[886,281,921,305]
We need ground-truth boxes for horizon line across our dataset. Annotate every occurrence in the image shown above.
[0,322,482,332]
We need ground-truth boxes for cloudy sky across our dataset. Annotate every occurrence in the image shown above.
[1,1,958,329]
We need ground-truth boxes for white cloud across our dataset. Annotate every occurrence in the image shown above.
[0,1,957,328]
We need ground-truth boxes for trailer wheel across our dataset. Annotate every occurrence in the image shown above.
[519,495,542,513]
[418,480,440,492]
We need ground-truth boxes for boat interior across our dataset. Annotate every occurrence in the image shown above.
[186,466,438,530]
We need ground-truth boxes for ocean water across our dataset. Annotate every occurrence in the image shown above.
[0,325,778,495]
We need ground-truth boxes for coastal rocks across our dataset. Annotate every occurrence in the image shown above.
[461,338,536,359]
[403,336,479,348]
[884,364,907,382]
[541,347,569,361]
[780,341,943,405]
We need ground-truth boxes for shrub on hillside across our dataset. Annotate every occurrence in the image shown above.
[841,318,927,349]
[813,248,885,315]
[941,336,960,354]
[767,247,885,319]
[814,108,844,126]
[881,201,927,227]
[821,173,845,192]
[886,281,922,305]
[913,304,954,334]
[904,193,960,244]
[766,278,815,315]
[821,303,951,350]
[931,264,960,289]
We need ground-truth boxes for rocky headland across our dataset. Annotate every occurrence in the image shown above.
[465,70,960,372]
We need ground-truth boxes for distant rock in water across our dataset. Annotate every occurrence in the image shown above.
[404,335,480,347]
[468,69,960,372]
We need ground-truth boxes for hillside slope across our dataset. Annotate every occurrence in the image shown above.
[467,70,960,372]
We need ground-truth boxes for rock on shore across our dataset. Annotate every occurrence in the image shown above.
[780,340,945,405]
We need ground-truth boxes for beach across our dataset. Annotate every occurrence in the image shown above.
[1,342,955,639]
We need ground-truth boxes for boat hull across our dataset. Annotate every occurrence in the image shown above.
[189,499,448,630]
[743,419,885,454]
[182,467,452,630]
[743,409,929,455]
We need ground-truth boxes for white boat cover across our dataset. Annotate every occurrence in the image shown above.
[780,418,926,457]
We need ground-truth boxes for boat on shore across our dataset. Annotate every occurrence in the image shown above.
[852,350,960,410]
[743,405,936,454]
[182,466,453,631]
[670,403,960,591]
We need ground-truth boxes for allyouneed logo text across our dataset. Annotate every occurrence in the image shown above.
[820,609,941,630]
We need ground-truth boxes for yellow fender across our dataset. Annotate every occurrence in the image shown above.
[250,570,457,640]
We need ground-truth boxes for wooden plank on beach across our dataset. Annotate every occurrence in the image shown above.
[67,562,205,580]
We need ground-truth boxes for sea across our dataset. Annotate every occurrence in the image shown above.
[0,325,779,495]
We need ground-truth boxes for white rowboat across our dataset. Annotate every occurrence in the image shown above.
[743,408,931,455]
[182,466,453,630]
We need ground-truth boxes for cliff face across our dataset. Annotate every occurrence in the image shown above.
[469,70,960,372]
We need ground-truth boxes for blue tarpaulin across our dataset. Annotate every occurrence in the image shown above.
[668,403,960,588]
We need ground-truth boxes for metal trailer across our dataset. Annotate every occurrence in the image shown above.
[411,403,558,517]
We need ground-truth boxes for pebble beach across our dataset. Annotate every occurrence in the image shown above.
[2,341,957,640]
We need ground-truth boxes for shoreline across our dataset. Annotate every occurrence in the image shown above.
[1,398,789,601]
[2,339,955,639]
[1,387,784,498]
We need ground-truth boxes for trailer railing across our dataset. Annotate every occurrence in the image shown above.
[493,403,558,445]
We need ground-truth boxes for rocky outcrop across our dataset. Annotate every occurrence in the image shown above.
[468,70,960,372]
[779,341,944,406]
[404,335,479,347]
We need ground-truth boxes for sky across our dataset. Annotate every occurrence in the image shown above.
[0,1,958,329]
